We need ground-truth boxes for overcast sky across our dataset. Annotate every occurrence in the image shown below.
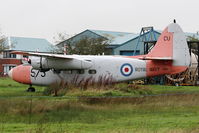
[0,0,198,44]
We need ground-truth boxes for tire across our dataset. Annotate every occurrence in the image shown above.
[27,87,36,92]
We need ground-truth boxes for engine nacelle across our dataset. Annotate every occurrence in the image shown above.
[29,56,93,70]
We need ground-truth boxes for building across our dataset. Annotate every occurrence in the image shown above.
[57,29,160,56]
[57,28,199,56]
[0,36,53,76]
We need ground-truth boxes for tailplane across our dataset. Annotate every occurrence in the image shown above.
[145,22,190,73]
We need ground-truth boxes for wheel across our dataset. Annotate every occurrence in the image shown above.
[27,87,36,92]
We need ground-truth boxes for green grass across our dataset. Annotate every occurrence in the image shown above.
[0,78,45,97]
[146,85,199,94]
[0,78,199,132]
[1,95,199,133]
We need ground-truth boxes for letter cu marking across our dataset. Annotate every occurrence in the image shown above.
[164,36,170,41]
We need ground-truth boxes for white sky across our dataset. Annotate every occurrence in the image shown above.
[0,0,199,44]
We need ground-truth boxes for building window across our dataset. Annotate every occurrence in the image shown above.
[11,54,16,58]
[23,55,28,58]
[9,66,15,70]
[120,50,140,56]
[88,69,96,74]
[3,52,16,58]
[3,65,16,75]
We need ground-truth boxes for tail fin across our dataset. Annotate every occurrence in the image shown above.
[146,23,190,69]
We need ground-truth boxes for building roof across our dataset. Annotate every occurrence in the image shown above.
[57,29,159,47]
[89,29,138,45]
[6,36,53,52]
[157,30,199,40]
[185,32,199,40]
[58,28,199,49]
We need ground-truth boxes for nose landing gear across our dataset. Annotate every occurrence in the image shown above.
[27,85,35,92]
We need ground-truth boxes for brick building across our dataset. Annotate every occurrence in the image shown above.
[0,36,52,76]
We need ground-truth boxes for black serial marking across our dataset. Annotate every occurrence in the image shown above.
[164,36,170,41]
[135,67,146,72]
[31,68,46,79]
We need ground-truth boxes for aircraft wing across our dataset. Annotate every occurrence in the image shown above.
[11,51,74,59]
[11,51,93,70]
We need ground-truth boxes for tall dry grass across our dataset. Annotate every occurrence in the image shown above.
[0,93,198,115]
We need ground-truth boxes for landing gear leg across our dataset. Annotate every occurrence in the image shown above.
[27,85,36,92]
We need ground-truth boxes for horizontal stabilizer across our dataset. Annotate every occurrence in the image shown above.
[138,56,173,60]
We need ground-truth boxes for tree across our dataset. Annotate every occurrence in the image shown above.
[53,32,112,55]
[187,35,199,54]
[51,32,72,53]
[53,32,71,44]
[0,31,8,52]
[68,37,111,55]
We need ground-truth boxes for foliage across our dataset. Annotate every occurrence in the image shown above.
[43,81,68,96]
[53,32,112,55]
[68,37,111,55]
[53,32,71,44]
[187,35,199,52]
[1,77,199,97]
[188,34,199,41]
[50,32,71,53]
[0,32,8,52]
[0,30,16,52]
[42,81,153,97]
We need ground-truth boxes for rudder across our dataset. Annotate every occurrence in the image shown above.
[146,22,190,74]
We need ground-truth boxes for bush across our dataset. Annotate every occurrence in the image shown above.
[116,83,153,95]
[43,82,68,96]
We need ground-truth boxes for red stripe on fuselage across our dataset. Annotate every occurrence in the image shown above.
[146,60,172,77]
[146,60,188,77]
[170,66,188,74]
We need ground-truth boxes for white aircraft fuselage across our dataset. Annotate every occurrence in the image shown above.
[8,22,191,87]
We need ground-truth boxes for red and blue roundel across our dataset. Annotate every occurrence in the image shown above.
[120,63,133,76]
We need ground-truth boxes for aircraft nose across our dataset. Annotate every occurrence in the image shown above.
[8,69,13,79]
[11,65,32,84]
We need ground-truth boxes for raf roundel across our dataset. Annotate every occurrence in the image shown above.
[120,63,133,76]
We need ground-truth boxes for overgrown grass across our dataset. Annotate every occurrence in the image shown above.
[1,77,199,98]
[43,81,199,98]
[0,78,199,132]
[0,94,199,132]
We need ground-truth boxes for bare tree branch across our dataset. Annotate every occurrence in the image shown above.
[0,30,8,52]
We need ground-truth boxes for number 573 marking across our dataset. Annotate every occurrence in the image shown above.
[31,68,46,79]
